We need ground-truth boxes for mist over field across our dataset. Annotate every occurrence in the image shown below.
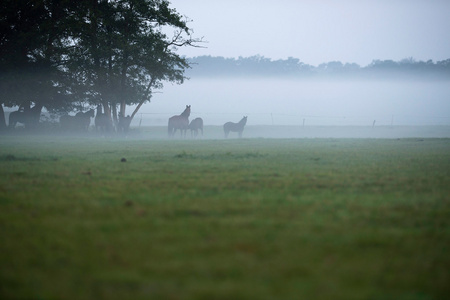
[136,77,450,128]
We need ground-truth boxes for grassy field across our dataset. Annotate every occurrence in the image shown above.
[0,135,449,300]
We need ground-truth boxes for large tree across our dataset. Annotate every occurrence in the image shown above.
[0,0,200,130]
[0,0,78,129]
[67,0,199,128]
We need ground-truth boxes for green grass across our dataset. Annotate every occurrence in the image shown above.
[1,135,449,300]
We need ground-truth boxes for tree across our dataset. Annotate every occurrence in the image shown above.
[1,0,201,130]
[0,0,77,129]
[67,0,200,129]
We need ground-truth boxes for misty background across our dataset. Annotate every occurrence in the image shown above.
[2,1,450,137]
[131,0,449,131]
[131,56,450,127]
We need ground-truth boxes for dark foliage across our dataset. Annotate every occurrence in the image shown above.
[0,0,200,129]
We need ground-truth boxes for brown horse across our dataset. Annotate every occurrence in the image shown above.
[8,105,42,129]
[60,109,95,131]
[168,105,191,138]
[189,117,203,138]
[224,116,247,138]
[95,105,113,134]
[76,109,95,131]
[117,113,132,134]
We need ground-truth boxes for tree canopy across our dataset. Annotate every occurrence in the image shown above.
[0,0,200,129]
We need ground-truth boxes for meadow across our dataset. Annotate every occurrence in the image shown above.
[0,133,449,300]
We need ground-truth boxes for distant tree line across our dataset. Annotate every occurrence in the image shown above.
[0,0,200,130]
[185,55,450,79]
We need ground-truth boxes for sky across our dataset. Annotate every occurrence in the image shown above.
[168,0,450,66]
[138,0,450,128]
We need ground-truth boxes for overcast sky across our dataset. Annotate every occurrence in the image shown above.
[168,0,450,66]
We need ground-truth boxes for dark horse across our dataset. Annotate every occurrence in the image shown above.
[95,105,113,134]
[168,105,191,138]
[60,109,95,131]
[224,116,247,138]
[9,105,42,129]
[117,113,132,134]
[189,117,203,138]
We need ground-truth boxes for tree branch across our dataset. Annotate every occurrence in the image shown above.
[130,76,157,120]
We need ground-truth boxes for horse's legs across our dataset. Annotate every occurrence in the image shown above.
[175,128,183,138]
[168,124,173,138]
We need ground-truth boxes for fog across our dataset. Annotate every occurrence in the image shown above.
[134,78,450,128]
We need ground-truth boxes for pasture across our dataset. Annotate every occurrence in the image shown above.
[0,134,449,300]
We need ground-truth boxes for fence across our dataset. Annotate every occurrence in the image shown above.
[130,112,450,127]
[3,109,449,128]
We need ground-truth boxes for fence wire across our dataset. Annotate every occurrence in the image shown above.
[131,112,450,127]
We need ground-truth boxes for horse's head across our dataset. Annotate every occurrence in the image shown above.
[241,116,248,125]
[182,105,191,117]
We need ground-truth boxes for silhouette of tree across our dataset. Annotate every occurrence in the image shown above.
[67,0,201,124]
[0,0,201,129]
[0,0,75,129]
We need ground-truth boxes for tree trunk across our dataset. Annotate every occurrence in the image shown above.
[120,101,126,117]
[112,104,118,126]
[0,105,7,130]
[101,101,114,132]
[102,101,111,118]
[130,101,144,120]
[130,76,156,120]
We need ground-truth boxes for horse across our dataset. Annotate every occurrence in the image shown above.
[168,105,191,138]
[95,105,113,134]
[223,116,247,138]
[60,109,95,132]
[75,109,95,131]
[8,105,42,129]
[8,110,28,129]
[189,117,203,138]
[117,113,132,134]
[60,114,76,130]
